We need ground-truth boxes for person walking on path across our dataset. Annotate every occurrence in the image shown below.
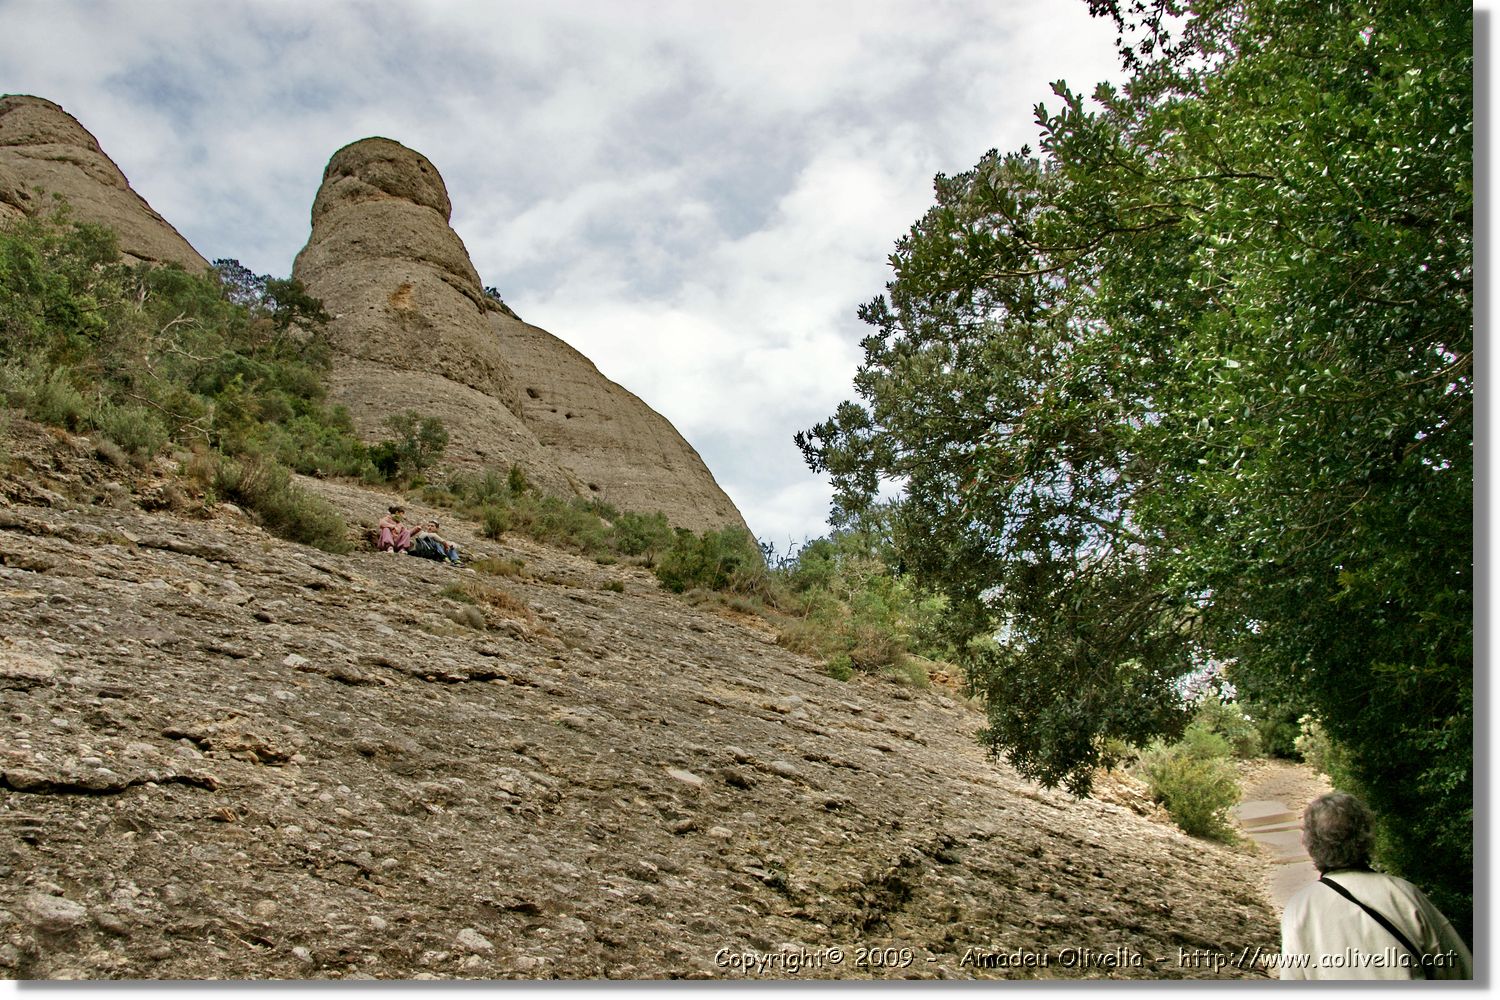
[1279,792,1471,979]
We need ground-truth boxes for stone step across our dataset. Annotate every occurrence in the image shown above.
[1253,828,1306,858]
[1251,820,1303,835]
[1234,800,1299,828]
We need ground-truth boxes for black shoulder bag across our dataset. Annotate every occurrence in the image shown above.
[1320,874,1430,979]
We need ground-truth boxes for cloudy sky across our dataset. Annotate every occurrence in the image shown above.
[1,0,1128,545]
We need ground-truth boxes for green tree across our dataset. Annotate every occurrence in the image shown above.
[381,410,449,479]
[800,0,1470,933]
[1,210,362,546]
[213,259,329,332]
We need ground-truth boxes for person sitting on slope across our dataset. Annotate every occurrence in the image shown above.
[410,520,461,565]
[377,506,415,553]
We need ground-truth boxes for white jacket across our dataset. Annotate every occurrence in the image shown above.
[1279,869,1472,979]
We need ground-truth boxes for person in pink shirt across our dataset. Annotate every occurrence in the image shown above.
[377,505,415,553]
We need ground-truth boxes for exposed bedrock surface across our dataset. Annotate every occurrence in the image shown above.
[0,419,1280,980]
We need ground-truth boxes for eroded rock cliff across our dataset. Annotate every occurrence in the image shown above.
[293,138,748,532]
[0,95,205,270]
[0,99,747,533]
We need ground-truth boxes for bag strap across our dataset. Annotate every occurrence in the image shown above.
[1320,875,1429,979]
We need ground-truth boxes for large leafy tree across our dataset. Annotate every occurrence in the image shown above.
[800,0,1471,932]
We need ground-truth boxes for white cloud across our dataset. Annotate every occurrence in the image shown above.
[0,0,1124,541]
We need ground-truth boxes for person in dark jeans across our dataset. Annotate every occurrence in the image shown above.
[410,520,461,565]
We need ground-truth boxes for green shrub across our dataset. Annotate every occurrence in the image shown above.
[208,454,349,553]
[507,463,530,496]
[462,467,510,504]
[473,556,525,577]
[884,657,931,688]
[609,510,673,559]
[480,504,509,540]
[524,495,611,552]
[655,526,765,593]
[848,619,906,673]
[1193,696,1262,759]
[775,617,828,659]
[420,484,460,508]
[579,497,620,521]
[447,462,681,566]
[787,537,839,593]
[247,409,372,478]
[757,521,964,682]
[94,437,128,468]
[1136,722,1241,842]
[440,582,474,604]
[23,366,88,429]
[90,402,168,459]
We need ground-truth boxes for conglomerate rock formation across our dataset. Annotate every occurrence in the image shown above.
[0,95,1289,983]
[0,95,205,271]
[293,137,748,533]
[0,97,746,533]
[0,419,1281,980]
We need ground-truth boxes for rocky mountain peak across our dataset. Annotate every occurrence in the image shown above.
[0,94,206,271]
[312,137,454,224]
[295,138,749,533]
[0,95,109,161]
[0,95,747,532]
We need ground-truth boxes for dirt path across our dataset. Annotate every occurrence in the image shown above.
[1233,760,1332,910]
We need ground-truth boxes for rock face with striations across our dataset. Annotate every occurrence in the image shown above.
[0,98,747,534]
[0,95,206,270]
[293,137,748,533]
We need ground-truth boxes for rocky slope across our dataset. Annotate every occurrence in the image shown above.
[0,96,205,271]
[0,419,1281,980]
[293,137,747,533]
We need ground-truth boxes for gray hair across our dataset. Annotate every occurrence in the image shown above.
[1302,792,1376,873]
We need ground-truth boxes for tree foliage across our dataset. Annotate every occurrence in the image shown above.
[0,211,361,548]
[0,214,362,471]
[380,410,450,479]
[800,0,1471,931]
[213,257,331,334]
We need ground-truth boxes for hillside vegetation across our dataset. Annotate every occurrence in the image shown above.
[799,0,1472,936]
[0,202,1348,866]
